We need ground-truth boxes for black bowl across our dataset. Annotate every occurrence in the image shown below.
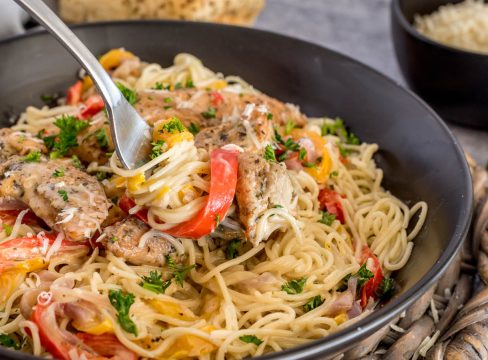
[391,0,488,129]
[0,21,473,359]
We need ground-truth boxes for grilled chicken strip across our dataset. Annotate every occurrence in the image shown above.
[0,128,47,162]
[74,122,113,165]
[0,157,109,241]
[135,88,307,128]
[236,152,296,245]
[101,217,177,266]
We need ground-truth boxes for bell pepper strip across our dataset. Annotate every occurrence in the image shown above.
[80,95,105,119]
[211,91,224,107]
[83,49,136,90]
[163,148,239,238]
[76,333,138,360]
[318,188,345,224]
[359,246,384,308]
[119,195,148,224]
[0,209,43,227]
[66,80,83,105]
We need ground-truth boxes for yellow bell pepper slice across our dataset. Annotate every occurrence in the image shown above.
[149,299,196,322]
[152,117,193,149]
[334,312,348,325]
[127,173,146,192]
[72,318,114,335]
[158,325,217,359]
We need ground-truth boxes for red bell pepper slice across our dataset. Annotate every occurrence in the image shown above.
[163,148,239,238]
[66,81,83,105]
[0,209,43,227]
[318,188,345,223]
[80,95,105,119]
[76,333,138,360]
[359,246,384,308]
[119,195,148,223]
[211,91,224,107]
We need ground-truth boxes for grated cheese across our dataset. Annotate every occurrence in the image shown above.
[56,207,78,224]
[242,103,255,118]
[7,209,30,240]
[45,232,64,261]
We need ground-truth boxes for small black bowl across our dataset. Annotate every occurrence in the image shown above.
[391,0,488,129]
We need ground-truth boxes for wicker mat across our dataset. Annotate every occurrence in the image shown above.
[336,154,488,360]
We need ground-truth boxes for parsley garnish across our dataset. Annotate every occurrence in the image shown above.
[376,277,395,301]
[282,278,307,294]
[95,128,109,149]
[267,113,273,120]
[337,143,349,158]
[116,82,137,105]
[166,256,195,287]
[274,130,300,152]
[52,167,65,177]
[331,171,338,177]
[71,155,83,169]
[161,118,185,134]
[153,82,169,90]
[356,263,374,288]
[163,97,172,103]
[298,148,307,161]
[321,118,360,145]
[201,107,217,119]
[0,334,21,350]
[140,271,171,294]
[264,144,276,162]
[2,224,12,236]
[108,290,138,336]
[188,122,200,135]
[319,211,336,226]
[58,190,68,202]
[303,295,324,312]
[185,80,194,88]
[109,236,118,243]
[273,204,284,208]
[150,140,165,159]
[174,82,183,89]
[43,115,88,158]
[284,119,296,135]
[226,239,241,260]
[303,162,316,168]
[96,171,108,181]
[239,335,263,346]
[23,151,41,163]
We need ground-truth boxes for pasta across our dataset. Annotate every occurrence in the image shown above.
[0,50,427,359]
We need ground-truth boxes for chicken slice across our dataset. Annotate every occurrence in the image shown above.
[101,217,177,266]
[74,121,113,164]
[235,152,296,245]
[0,157,109,241]
[135,88,307,128]
[0,128,47,162]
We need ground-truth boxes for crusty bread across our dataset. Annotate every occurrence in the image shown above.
[59,0,265,26]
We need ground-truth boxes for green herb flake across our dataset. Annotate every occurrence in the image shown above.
[281,278,307,295]
[96,172,108,181]
[71,155,83,169]
[163,97,172,103]
[298,148,307,161]
[303,162,317,168]
[188,122,200,135]
[2,224,12,236]
[0,334,21,350]
[331,171,339,177]
[52,167,65,178]
[23,151,41,163]
[58,190,68,202]
[201,107,217,119]
[174,82,183,89]
[153,82,169,90]
[376,277,395,301]
[161,117,186,134]
[43,115,88,158]
[166,256,195,287]
[150,140,166,159]
[303,295,324,312]
[319,211,336,226]
[356,263,374,288]
[140,270,172,294]
[116,82,137,105]
[185,80,194,88]
[264,144,277,162]
[215,214,221,227]
[273,204,284,208]
[337,143,349,158]
[108,289,138,336]
[284,119,296,135]
[239,335,263,346]
[226,239,241,260]
[321,118,360,145]
[95,128,109,149]
[109,236,118,243]
[267,113,273,120]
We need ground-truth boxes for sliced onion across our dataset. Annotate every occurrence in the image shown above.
[347,300,362,319]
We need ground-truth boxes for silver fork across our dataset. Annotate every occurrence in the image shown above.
[14,0,151,169]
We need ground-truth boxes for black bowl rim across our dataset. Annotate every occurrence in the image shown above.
[0,20,474,360]
[392,0,488,58]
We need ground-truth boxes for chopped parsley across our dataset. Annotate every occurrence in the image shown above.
[303,295,324,312]
[274,130,300,152]
[331,171,339,177]
[201,107,217,119]
[281,278,307,294]
[96,171,108,181]
[166,256,195,287]
[376,277,395,301]
[239,335,263,346]
[108,289,138,336]
[163,97,172,103]
[185,80,194,88]
[188,122,200,135]
[0,334,21,350]
[321,118,360,145]
[284,119,296,135]
[267,113,273,120]
[303,162,316,168]
[52,167,65,177]
[298,148,307,161]
[319,211,336,226]
[215,214,221,227]
[163,105,172,110]
[23,150,41,163]
[161,118,185,134]
[356,263,374,288]
[226,239,241,260]
[58,190,68,202]
[150,140,165,159]
[116,82,137,105]
[337,143,349,158]
[40,93,58,106]
[140,271,172,294]
[174,82,183,89]
[152,82,169,90]
[43,115,88,158]
[95,128,109,149]
[264,144,276,162]
[109,236,118,243]
[71,155,83,169]
[2,224,12,236]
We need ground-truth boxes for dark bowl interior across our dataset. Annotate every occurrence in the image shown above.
[391,0,488,129]
[0,21,473,359]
